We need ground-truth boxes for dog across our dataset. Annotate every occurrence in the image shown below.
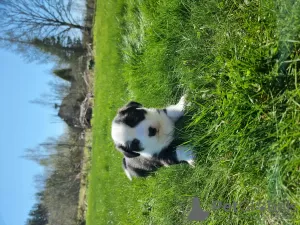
[111,96,195,180]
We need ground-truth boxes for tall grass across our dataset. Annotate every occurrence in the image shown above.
[87,0,300,224]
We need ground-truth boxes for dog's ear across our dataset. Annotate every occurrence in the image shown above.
[116,144,140,158]
[118,101,143,114]
[124,151,140,158]
[116,101,146,128]
[125,101,143,108]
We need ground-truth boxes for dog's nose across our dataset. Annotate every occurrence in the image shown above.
[148,127,157,137]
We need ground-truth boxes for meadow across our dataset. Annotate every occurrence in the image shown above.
[87,0,300,224]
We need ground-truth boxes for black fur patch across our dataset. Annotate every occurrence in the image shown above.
[157,142,180,165]
[125,101,142,108]
[115,101,147,127]
[122,157,127,168]
[128,166,152,177]
[117,144,140,158]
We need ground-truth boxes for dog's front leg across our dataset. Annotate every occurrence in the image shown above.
[164,95,187,122]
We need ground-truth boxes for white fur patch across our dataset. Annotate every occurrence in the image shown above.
[111,108,175,157]
[165,95,186,121]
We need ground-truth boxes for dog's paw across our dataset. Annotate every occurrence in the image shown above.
[177,95,186,109]
[165,95,187,121]
[179,94,186,104]
[178,94,191,109]
[176,145,195,167]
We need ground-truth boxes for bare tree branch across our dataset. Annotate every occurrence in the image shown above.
[0,0,89,40]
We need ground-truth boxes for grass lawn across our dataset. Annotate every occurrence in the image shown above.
[87,0,300,224]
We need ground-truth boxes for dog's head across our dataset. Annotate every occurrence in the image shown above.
[111,101,174,158]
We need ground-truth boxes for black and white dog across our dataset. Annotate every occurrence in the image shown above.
[111,96,194,180]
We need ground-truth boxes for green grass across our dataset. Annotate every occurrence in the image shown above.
[87,0,300,224]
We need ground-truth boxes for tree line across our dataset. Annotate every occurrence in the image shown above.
[25,128,86,225]
[0,0,94,224]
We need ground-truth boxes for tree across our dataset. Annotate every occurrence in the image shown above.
[0,35,84,64]
[0,0,89,40]
[32,36,85,62]
[0,36,53,63]
[29,75,70,110]
[26,203,48,225]
[53,68,73,82]
[24,128,85,225]
[30,97,62,111]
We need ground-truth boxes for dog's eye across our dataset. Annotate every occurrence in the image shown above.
[148,127,157,137]
[130,139,141,151]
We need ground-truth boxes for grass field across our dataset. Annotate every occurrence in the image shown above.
[86,0,300,224]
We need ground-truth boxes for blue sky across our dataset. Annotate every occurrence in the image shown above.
[0,49,66,225]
